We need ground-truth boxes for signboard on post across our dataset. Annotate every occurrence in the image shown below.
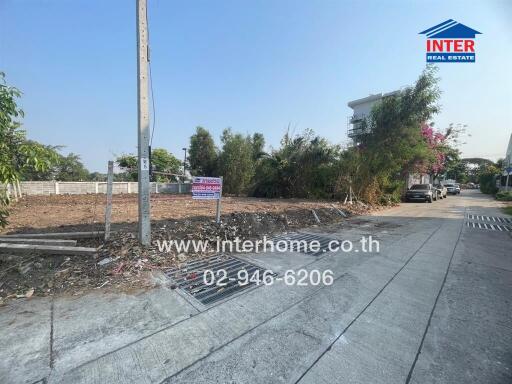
[192,176,223,222]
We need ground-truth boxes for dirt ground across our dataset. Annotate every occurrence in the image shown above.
[1,194,363,233]
[0,194,378,303]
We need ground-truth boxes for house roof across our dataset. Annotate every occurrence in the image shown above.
[419,19,482,39]
[347,94,383,108]
[347,90,400,108]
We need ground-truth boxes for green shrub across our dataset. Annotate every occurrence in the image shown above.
[496,191,512,201]
[479,172,498,194]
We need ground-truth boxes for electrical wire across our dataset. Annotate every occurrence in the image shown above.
[146,3,156,147]
[149,61,156,147]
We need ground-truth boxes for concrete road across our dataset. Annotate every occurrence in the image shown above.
[1,190,511,383]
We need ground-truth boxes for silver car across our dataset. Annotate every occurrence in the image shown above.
[405,184,436,203]
[445,183,460,195]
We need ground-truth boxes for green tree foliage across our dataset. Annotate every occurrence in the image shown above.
[0,72,58,226]
[459,158,497,184]
[251,129,340,198]
[188,126,218,176]
[445,153,468,183]
[54,153,90,181]
[116,154,138,181]
[218,129,255,195]
[21,151,90,181]
[479,163,499,194]
[151,148,182,181]
[116,148,181,182]
[351,65,441,203]
[88,172,107,181]
[251,133,265,161]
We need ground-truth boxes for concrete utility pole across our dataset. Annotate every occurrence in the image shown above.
[182,147,187,175]
[137,0,151,245]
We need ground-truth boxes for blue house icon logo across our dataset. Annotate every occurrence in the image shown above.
[419,20,482,63]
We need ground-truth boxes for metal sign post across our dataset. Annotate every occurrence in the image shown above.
[216,176,223,223]
[192,176,223,223]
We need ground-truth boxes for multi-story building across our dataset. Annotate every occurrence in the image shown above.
[347,90,400,142]
[346,90,432,187]
[500,133,512,191]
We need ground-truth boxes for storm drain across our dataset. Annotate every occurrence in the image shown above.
[465,221,511,232]
[164,255,269,305]
[466,214,512,224]
[271,232,335,256]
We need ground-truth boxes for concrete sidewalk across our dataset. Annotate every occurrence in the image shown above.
[1,190,511,383]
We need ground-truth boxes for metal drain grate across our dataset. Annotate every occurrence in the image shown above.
[466,214,512,224]
[272,232,335,256]
[465,221,511,232]
[165,255,268,305]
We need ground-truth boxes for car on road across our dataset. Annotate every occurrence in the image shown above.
[445,183,461,195]
[405,184,436,203]
[434,184,447,199]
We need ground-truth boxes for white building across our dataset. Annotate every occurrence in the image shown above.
[347,91,400,141]
[500,133,512,190]
[503,133,512,170]
[346,90,431,187]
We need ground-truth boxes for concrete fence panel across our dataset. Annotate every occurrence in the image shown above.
[18,181,191,196]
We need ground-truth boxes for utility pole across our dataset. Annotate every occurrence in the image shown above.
[137,0,151,245]
[182,147,187,175]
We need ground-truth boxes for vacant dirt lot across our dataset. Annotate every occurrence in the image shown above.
[1,194,376,301]
[1,194,361,234]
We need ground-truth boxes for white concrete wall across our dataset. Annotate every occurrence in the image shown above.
[18,181,191,196]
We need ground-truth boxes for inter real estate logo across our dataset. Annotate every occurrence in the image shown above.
[419,19,481,63]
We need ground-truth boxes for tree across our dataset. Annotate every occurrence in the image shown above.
[188,126,218,176]
[218,129,255,195]
[54,153,90,181]
[17,142,61,180]
[251,129,339,198]
[445,152,467,182]
[352,65,441,202]
[116,148,181,182]
[479,163,499,194]
[88,172,107,181]
[151,148,181,181]
[0,72,57,226]
[251,133,265,161]
[116,154,138,181]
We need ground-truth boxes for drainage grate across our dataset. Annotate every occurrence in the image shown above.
[271,232,335,256]
[165,255,269,305]
[466,214,512,224]
[465,221,511,232]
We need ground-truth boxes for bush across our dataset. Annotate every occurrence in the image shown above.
[379,193,401,205]
[479,172,498,194]
[496,191,512,201]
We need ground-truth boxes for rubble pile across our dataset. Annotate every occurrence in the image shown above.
[0,203,377,302]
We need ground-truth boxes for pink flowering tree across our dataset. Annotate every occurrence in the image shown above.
[420,122,446,175]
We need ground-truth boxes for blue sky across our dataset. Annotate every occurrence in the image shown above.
[1,0,511,172]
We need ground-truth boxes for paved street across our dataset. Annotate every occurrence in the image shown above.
[1,190,511,384]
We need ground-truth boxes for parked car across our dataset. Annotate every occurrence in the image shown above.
[445,183,461,195]
[435,184,447,199]
[405,184,436,203]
